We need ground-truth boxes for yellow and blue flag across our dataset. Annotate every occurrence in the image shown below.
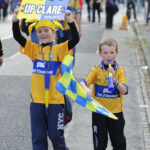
[55,55,118,120]
[18,0,69,20]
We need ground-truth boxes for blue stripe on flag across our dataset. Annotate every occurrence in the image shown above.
[55,82,67,94]
[61,61,74,74]
[68,79,77,94]
[75,95,87,107]
[86,95,93,102]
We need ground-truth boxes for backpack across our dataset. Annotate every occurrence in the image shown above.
[107,0,119,15]
[107,0,115,7]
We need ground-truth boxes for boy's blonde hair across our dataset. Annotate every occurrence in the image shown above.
[99,38,118,52]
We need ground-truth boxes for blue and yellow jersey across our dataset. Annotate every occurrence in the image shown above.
[20,40,69,104]
[63,0,80,30]
[82,61,128,113]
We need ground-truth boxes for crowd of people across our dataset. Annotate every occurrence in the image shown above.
[0,0,21,21]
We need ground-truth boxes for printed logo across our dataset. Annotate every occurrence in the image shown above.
[93,125,97,133]
[36,62,45,68]
[103,88,112,94]
[57,113,64,130]
[95,84,120,98]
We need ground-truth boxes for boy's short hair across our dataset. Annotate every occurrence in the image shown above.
[99,38,118,52]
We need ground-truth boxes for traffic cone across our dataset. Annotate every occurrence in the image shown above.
[120,16,128,30]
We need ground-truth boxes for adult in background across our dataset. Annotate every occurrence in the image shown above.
[126,0,137,22]
[85,0,91,22]
[0,0,8,21]
[105,0,118,29]
[91,0,102,23]
[10,0,19,13]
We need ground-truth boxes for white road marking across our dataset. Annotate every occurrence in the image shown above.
[138,104,149,108]
[9,52,20,59]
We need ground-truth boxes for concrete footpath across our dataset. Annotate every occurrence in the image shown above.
[133,11,150,150]
[80,4,150,149]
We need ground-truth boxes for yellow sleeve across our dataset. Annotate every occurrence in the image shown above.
[85,66,97,87]
[56,41,69,62]
[20,40,39,60]
[118,67,127,85]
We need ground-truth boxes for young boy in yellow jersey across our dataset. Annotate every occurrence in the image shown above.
[80,38,128,150]
[12,8,79,150]
[0,38,4,67]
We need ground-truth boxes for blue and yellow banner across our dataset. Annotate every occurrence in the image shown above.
[55,55,118,120]
[17,0,69,20]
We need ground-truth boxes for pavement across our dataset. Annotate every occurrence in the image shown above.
[0,3,150,150]
[133,9,150,150]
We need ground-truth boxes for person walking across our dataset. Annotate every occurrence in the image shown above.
[80,38,128,150]
[126,0,137,22]
[12,8,80,150]
[105,0,118,29]
[0,0,8,21]
[92,0,102,23]
[85,0,91,22]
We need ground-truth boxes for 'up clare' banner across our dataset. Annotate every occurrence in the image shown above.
[17,0,69,20]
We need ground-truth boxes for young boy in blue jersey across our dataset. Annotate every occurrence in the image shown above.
[0,38,4,67]
[80,38,128,150]
[12,8,79,150]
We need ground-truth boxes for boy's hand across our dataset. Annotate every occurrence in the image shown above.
[80,82,92,97]
[85,88,92,97]
[65,10,73,23]
[12,8,19,22]
[107,67,115,77]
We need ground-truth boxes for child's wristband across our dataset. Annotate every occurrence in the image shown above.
[114,80,119,87]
